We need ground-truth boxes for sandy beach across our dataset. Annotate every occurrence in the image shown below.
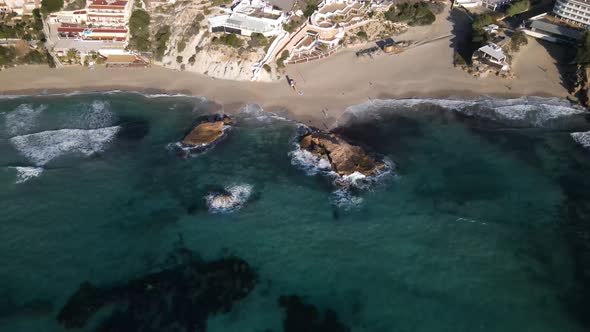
[0,7,570,127]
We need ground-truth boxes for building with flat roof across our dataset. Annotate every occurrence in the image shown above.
[208,0,287,37]
[553,0,590,27]
[473,43,509,70]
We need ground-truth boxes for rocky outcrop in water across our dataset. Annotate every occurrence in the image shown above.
[278,295,350,332]
[182,114,233,148]
[57,254,256,332]
[298,128,385,177]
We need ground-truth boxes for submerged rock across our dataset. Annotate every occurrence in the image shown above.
[278,295,350,332]
[298,128,385,177]
[57,254,256,332]
[206,184,253,213]
[182,114,233,148]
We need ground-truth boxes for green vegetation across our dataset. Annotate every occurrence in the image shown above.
[176,55,183,63]
[128,9,151,52]
[263,63,271,73]
[0,10,45,40]
[154,25,171,61]
[356,30,368,40]
[0,45,16,66]
[576,32,590,65]
[471,14,494,44]
[41,0,64,15]
[248,32,268,48]
[384,2,435,26]
[177,39,186,52]
[453,51,466,66]
[188,54,196,65]
[212,33,243,48]
[0,44,53,68]
[276,50,289,68]
[64,0,86,10]
[506,0,530,17]
[303,0,319,18]
[509,30,528,52]
[212,0,232,6]
[187,20,201,36]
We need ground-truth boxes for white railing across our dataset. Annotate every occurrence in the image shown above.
[251,30,289,80]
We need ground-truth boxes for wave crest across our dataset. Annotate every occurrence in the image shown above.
[12,166,44,184]
[5,104,47,136]
[9,126,120,166]
[571,130,590,151]
[339,97,589,130]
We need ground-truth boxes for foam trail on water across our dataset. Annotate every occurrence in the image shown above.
[12,166,44,184]
[5,104,47,136]
[571,131,590,151]
[206,184,253,214]
[9,126,120,166]
[339,97,588,129]
[66,100,117,129]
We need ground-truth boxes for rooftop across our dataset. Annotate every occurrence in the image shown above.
[530,19,583,40]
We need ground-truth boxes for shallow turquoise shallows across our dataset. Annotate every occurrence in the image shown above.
[1,93,590,332]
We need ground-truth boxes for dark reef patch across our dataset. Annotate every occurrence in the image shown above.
[57,248,256,332]
[115,116,150,141]
[278,295,350,332]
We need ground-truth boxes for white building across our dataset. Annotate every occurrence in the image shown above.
[208,0,287,37]
[473,43,509,70]
[553,0,590,27]
[3,0,39,15]
[453,0,510,10]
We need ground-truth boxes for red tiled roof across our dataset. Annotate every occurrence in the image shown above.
[92,28,127,33]
[91,0,127,5]
[88,5,126,10]
[73,10,86,14]
[88,13,125,17]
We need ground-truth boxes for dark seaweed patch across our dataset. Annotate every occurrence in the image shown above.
[278,295,350,332]
[57,249,256,332]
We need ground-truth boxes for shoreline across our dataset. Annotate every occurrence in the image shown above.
[0,36,572,128]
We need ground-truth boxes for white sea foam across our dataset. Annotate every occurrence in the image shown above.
[236,103,290,123]
[571,131,590,150]
[9,126,120,166]
[66,100,117,129]
[12,166,44,184]
[289,126,395,208]
[5,104,47,136]
[206,184,253,213]
[339,97,587,129]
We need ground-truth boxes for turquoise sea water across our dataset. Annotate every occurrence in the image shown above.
[1,93,590,331]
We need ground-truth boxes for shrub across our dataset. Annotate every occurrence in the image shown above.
[64,0,85,10]
[471,14,494,44]
[263,63,271,73]
[510,30,528,52]
[453,51,466,66]
[248,32,268,48]
[154,25,171,61]
[576,32,590,65]
[356,30,368,40]
[177,39,186,52]
[276,50,289,68]
[176,55,183,63]
[20,49,46,64]
[213,33,243,48]
[384,2,435,26]
[506,0,530,17]
[0,45,17,66]
[128,9,151,51]
[304,0,318,17]
[41,0,64,15]
[188,54,196,65]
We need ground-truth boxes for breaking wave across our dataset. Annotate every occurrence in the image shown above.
[205,184,253,214]
[9,126,120,166]
[235,104,290,124]
[339,97,589,130]
[4,104,47,136]
[12,166,44,184]
[571,130,590,151]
